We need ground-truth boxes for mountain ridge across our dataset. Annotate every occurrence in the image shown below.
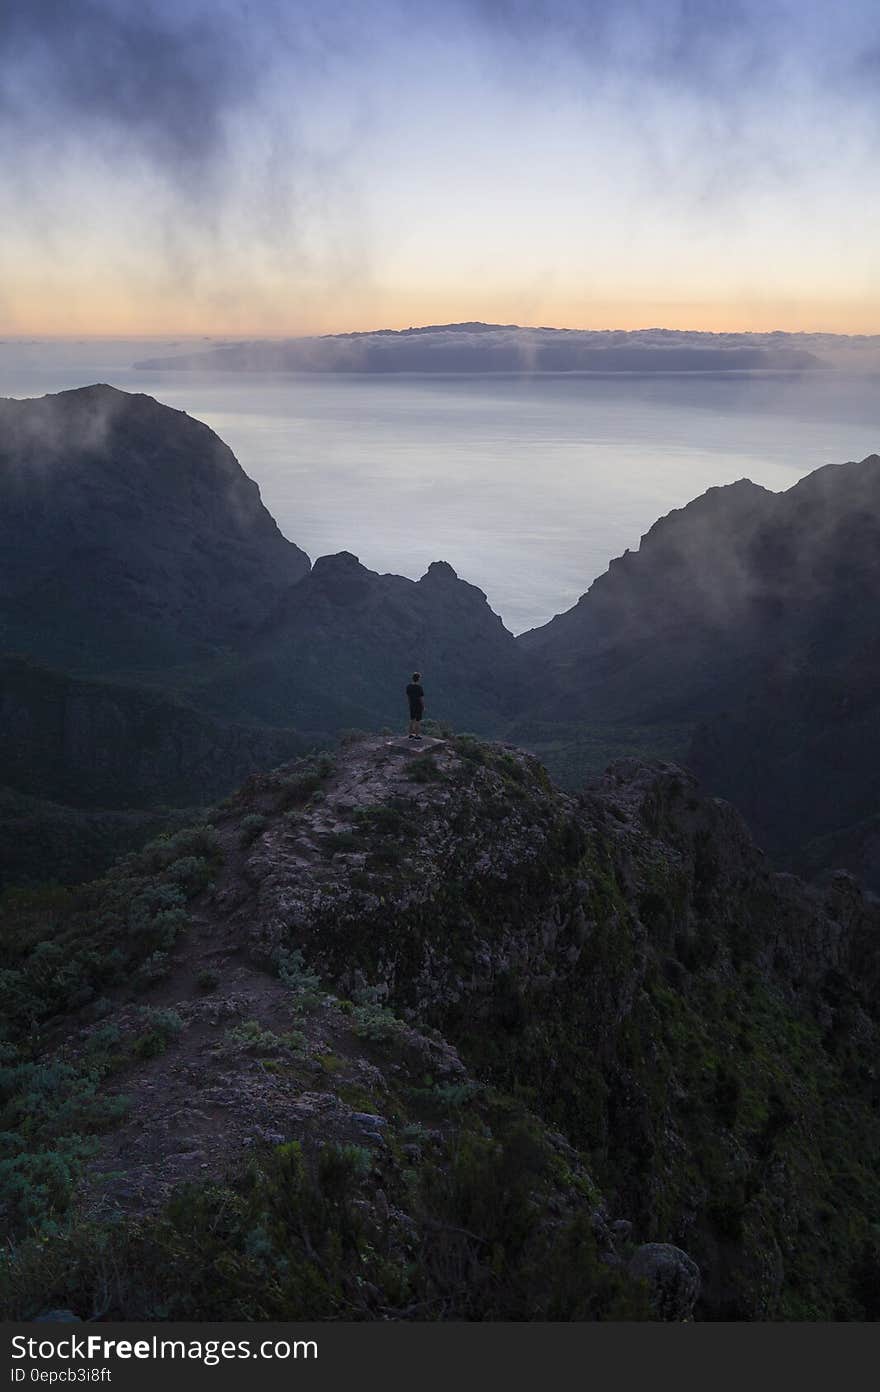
[3,384,880,891]
[4,734,879,1320]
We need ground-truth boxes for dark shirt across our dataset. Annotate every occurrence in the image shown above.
[406,682,425,714]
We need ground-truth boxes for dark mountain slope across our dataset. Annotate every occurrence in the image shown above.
[0,386,520,743]
[520,455,880,721]
[0,385,526,857]
[684,457,880,884]
[688,629,880,885]
[0,385,310,674]
[0,656,311,887]
[0,656,308,810]
[208,553,526,733]
[517,455,880,885]
[518,476,781,722]
[0,787,196,891]
[3,736,879,1320]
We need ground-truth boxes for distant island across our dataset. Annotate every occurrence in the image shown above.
[134,322,880,374]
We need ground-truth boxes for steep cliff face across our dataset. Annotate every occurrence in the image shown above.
[517,455,880,883]
[520,455,880,724]
[0,386,521,742]
[518,477,776,721]
[4,736,878,1320]
[0,385,310,674]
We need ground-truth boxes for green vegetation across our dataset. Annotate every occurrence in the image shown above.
[1,1100,647,1321]
[276,948,324,1015]
[504,720,694,790]
[131,1008,183,1060]
[275,756,335,811]
[238,813,268,848]
[225,1020,305,1056]
[407,753,444,784]
[0,825,220,1036]
[430,846,880,1320]
[0,825,222,1246]
[2,733,879,1321]
[0,1051,130,1240]
[0,785,197,891]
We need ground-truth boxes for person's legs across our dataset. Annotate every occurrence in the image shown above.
[408,716,417,737]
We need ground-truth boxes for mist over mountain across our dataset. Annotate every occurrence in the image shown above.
[133,322,847,374]
[3,382,880,1324]
[519,475,781,722]
[3,383,880,896]
[0,386,522,881]
[7,0,880,1330]
[518,454,880,886]
[0,385,309,674]
[520,453,880,709]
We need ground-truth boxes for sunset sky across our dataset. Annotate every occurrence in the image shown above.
[2,0,879,337]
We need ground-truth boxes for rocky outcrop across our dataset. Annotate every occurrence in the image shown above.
[628,1245,701,1321]
[5,736,876,1320]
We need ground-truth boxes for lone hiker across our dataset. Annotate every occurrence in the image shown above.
[406,671,425,739]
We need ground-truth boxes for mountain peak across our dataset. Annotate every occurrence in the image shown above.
[419,559,460,583]
[311,550,365,575]
[0,385,310,672]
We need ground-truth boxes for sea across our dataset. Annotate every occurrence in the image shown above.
[2,337,879,634]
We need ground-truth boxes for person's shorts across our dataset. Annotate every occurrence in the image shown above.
[409,705,424,720]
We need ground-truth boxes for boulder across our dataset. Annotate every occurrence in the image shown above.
[628,1243,701,1321]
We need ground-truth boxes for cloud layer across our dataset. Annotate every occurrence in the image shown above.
[2,1,879,332]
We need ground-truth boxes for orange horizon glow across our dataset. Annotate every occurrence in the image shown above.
[4,295,880,340]
[6,4,880,350]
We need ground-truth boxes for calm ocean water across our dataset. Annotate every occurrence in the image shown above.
[3,339,879,633]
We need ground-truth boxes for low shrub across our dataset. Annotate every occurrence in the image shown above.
[239,815,268,849]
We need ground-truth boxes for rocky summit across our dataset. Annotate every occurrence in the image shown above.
[3,734,879,1321]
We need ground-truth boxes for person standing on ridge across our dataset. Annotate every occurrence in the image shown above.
[406,671,425,739]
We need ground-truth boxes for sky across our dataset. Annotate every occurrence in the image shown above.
[2,0,879,336]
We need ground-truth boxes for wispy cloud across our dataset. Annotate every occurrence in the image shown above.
[2,1,879,332]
